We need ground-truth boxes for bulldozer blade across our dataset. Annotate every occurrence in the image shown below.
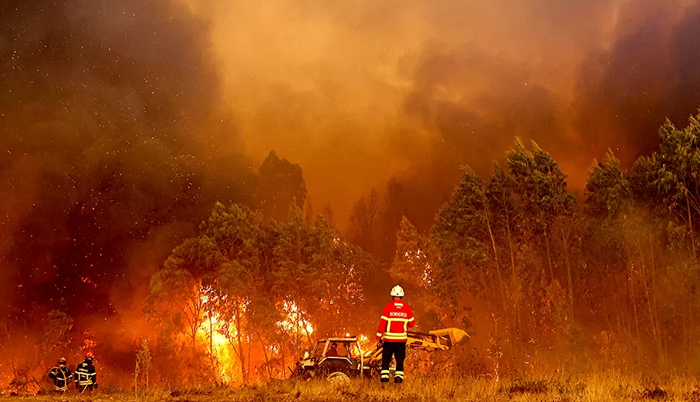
[403,327,470,351]
[428,327,470,345]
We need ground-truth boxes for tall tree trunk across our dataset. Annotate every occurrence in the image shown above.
[256,331,272,379]
[625,241,641,362]
[506,219,517,283]
[280,341,288,379]
[648,234,665,367]
[544,231,554,283]
[631,269,641,363]
[187,288,204,359]
[484,208,506,305]
[209,315,214,358]
[191,328,197,358]
[636,238,664,367]
[560,225,574,319]
[484,207,512,370]
[505,217,522,365]
[687,194,697,259]
[247,334,252,381]
[235,306,246,383]
[302,316,314,346]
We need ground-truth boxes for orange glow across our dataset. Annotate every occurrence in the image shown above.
[357,334,373,354]
[197,293,236,384]
[7,0,700,388]
[278,301,314,336]
[81,330,97,354]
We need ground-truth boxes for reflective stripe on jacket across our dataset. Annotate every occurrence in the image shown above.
[75,362,97,385]
[48,367,72,390]
[376,300,415,342]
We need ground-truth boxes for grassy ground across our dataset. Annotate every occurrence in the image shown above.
[7,375,700,402]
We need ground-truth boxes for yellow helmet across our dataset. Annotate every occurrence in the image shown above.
[390,285,405,298]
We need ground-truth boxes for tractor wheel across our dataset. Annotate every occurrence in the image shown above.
[327,372,350,384]
[317,359,354,379]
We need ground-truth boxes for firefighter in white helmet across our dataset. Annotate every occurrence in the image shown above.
[376,285,415,383]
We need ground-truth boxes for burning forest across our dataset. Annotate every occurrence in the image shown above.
[3,0,700,399]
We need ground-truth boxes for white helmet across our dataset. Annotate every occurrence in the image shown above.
[390,285,405,298]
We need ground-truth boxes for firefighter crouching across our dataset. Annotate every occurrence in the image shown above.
[75,352,98,392]
[48,357,72,394]
[376,285,415,383]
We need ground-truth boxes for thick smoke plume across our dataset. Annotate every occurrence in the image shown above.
[0,0,252,335]
[575,0,700,165]
[190,0,700,230]
[2,0,700,384]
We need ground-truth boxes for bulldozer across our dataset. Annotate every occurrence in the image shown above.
[291,328,469,382]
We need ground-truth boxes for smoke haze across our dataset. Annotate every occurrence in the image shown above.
[2,0,700,381]
[184,0,700,224]
[0,0,253,321]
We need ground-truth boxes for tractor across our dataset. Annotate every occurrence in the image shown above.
[292,328,468,382]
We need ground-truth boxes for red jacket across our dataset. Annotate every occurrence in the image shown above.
[376,300,415,342]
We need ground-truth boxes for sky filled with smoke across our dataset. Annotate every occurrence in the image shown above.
[0,0,254,323]
[193,0,700,219]
[2,0,700,358]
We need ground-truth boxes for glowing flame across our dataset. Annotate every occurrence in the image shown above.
[197,294,236,384]
[193,295,316,383]
[357,334,373,354]
[278,301,314,335]
[81,330,97,354]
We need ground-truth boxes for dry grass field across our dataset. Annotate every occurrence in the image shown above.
[8,375,700,402]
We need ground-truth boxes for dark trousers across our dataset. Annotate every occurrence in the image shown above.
[381,341,406,383]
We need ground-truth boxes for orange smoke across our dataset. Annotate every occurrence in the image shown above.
[173,0,700,228]
[2,0,700,385]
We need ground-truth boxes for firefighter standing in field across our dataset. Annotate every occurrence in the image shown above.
[48,357,72,394]
[75,352,98,392]
[376,285,415,383]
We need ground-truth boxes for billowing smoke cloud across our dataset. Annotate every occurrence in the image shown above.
[189,0,700,233]
[574,0,700,165]
[401,0,700,187]
[2,0,700,378]
[0,0,254,325]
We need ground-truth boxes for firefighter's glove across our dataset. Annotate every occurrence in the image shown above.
[376,340,384,349]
